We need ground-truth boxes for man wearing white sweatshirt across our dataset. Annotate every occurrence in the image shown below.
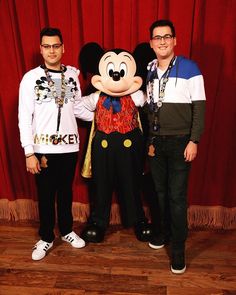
[18,27,93,261]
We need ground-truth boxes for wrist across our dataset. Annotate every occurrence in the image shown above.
[25,153,35,158]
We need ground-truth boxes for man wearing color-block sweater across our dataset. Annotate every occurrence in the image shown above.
[145,19,206,274]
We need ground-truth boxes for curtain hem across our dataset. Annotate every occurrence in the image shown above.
[1,199,236,229]
[188,205,236,229]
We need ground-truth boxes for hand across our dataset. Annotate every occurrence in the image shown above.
[184,141,198,162]
[148,144,155,157]
[26,155,41,174]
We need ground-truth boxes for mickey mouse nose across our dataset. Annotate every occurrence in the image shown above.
[112,71,120,81]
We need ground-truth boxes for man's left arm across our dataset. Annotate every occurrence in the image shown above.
[184,73,206,162]
[69,66,95,121]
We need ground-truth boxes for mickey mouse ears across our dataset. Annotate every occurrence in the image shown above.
[79,42,104,79]
[79,41,156,82]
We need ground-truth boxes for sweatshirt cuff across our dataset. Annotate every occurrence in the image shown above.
[24,145,34,155]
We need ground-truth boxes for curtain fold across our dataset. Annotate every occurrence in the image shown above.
[0,0,235,228]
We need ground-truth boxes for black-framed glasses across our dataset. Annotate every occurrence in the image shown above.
[41,44,62,50]
[152,34,173,42]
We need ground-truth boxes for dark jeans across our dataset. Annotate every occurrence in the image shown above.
[35,152,77,242]
[148,135,191,251]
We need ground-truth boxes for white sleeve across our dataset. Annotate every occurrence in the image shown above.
[75,91,100,121]
[72,68,96,121]
[18,73,35,155]
[131,90,147,107]
[188,75,206,102]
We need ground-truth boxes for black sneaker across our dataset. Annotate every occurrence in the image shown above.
[171,251,186,274]
[148,235,166,249]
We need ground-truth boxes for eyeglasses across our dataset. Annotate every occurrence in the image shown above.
[41,44,62,50]
[151,34,173,42]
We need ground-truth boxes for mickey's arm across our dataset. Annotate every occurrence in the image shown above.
[75,92,100,121]
[131,90,147,107]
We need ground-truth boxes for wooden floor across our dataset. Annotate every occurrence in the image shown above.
[0,221,236,295]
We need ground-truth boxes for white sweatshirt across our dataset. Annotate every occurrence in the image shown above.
[18,65,94,155]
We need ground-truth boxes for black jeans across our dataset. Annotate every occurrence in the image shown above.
[148,135,191,251]
[35,152,77,242]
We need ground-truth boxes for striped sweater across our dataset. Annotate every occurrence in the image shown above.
[146,56,206,142]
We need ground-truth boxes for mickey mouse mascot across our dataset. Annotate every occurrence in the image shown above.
[79,43,152,243]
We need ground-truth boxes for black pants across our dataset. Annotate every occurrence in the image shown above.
[35,152,77,242]
[90,128,147,229]
[148,135,191,251]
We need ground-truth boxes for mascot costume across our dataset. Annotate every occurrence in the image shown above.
[79,43,152,243]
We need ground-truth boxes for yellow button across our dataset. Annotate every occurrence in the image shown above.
[123,139,132,148]
[101,139,108,148]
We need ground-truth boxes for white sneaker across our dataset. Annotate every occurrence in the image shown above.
[32,240,53,261]
[62,231,85,248]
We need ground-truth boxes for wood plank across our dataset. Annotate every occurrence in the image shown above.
[0,222,236,295]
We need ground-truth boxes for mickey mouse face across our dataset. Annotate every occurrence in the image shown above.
[91,51,142,97]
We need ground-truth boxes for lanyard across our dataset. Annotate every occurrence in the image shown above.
[157,56,176,107]
[152,56,176,132]
[43,65,66,144]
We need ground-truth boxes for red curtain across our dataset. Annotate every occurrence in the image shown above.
[0,0,235,228]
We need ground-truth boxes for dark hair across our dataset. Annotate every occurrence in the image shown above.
[40,27,63,44]
[149,19,176,39]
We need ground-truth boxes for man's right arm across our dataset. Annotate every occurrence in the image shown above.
[18,73,40,174]
[18,73,35,155]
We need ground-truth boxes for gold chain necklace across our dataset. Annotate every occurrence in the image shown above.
[43,65,67,144]
[44,65,66,107]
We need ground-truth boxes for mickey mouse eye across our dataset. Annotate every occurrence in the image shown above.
[107,62,115,77]
[119,63,127,77]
